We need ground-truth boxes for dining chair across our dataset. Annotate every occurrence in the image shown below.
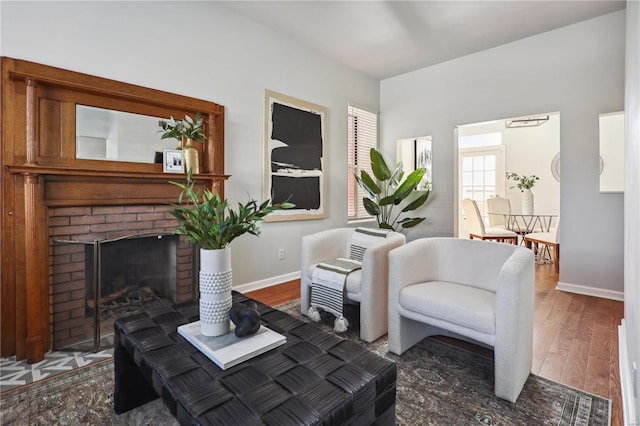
[461,199,519,244]
[524,219,560,272]
[486,196,511,229]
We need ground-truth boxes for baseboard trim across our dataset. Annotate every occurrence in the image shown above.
[556,281,624,301]
[234,271,301,294]
[619,320,638,426]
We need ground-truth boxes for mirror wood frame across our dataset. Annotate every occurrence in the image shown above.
[4,57,225,176]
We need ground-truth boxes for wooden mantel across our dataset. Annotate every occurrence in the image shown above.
[6,165,228,207]
[1,57,227,362]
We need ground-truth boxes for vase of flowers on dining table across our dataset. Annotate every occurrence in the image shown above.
[506,172,539,215]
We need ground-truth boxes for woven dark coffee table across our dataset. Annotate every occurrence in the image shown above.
[113,292,396,425]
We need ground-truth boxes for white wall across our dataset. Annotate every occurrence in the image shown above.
[0,1,379,287]
[381,11,625,296]
[623,1,640,423]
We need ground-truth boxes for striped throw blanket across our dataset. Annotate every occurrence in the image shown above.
[348,227,390,262]
[309,227,390,332]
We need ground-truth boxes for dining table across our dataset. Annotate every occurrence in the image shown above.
[489,212,558,240]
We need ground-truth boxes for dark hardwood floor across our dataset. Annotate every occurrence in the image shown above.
[245,264,624,425]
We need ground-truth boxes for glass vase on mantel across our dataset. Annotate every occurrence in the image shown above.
[522,189,534,215]
[199,248,233,336]
[183,137,200,174]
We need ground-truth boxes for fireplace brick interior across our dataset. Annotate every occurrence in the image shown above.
[49,204,195,349]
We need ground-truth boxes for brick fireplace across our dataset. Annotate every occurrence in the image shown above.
[1,57,226,363]
[49,205,196,350]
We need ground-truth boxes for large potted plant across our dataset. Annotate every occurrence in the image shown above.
[159,113,205,174]
[506,172,539,215]
[355,148,430,231]
[170,172,293,336]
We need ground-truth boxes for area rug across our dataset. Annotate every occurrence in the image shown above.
[0,300,610,426]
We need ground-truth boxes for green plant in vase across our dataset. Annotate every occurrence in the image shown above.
[355,148,430,232]
[505,172,539,192]
[506,172,539,215]
[159,113,205,174]
[169,171,295,337]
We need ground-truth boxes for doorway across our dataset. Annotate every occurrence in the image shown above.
[456,113,561,238]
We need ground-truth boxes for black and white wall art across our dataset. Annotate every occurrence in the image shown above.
[264,90,327,221]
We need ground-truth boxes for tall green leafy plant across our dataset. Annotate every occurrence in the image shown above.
[169,172,294,250]
[159,113,205,143]
[355,148,430,231]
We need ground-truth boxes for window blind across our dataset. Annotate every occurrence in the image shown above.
[347,105,378,220]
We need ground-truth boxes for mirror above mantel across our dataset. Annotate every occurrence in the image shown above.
[4,56,225,177]
[76,105,179,164]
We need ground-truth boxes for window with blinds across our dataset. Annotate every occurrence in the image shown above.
[347,105,378,220]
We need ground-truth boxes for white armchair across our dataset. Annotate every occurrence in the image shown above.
[301,227,405,342]
[388,237,535,402]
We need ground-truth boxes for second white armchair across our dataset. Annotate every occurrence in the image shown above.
[388,237,535,402]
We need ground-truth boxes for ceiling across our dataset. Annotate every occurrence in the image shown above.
[219,1,626,80]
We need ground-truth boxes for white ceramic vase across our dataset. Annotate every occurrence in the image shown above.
[199,248,232,336]
[522,189,534,215]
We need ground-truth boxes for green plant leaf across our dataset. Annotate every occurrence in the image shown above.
[278,202,296,209]
[400,217,425,228]
[402,190,430,212]
[354,174,375,198]
[370,148,392,181]
[393,168,425,203]
[363,198,381,216]
[379,195,395,206]
[359,170,381,195]
[389,162,404,188]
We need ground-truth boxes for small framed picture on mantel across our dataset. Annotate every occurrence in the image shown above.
[163,149,184,173]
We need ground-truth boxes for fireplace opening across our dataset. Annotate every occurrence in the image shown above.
[86,233,177,318]
[52,233,180,352]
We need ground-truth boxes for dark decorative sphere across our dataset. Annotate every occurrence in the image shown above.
[229,301,261,337]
